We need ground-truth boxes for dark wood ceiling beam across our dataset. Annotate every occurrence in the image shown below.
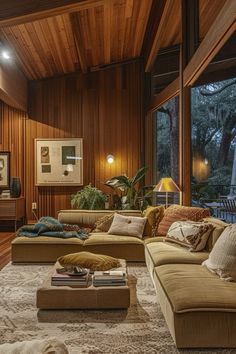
[144,0,173,72]
[149,77,179,112]
[0,0,103,27]
[183,0,236,86]
[148,0,236,112]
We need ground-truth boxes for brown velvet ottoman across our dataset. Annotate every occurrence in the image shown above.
[36,261,130,310]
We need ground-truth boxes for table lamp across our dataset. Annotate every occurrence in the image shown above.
[153,177,180,208]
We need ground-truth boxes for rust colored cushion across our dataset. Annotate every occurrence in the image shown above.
[157,204,211,236]
[142,206,165,237]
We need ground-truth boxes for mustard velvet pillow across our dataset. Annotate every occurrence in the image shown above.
[142,205,165,236]
[108,213,147,239]
[93,213,114,232]
[58,251,120,271]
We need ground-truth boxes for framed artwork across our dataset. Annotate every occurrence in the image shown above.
[35,138,83,186]
[0,152,10,189]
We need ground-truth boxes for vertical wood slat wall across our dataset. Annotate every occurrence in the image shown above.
[0,60,143,219]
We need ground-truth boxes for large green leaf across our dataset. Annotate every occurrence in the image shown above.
[130,166,149,186]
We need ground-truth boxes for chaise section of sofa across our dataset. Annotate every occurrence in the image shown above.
[144,216,236,348]
[154,263,236,348]
[11,209,145,263]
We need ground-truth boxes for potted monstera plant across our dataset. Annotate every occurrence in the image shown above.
[71,184,107,210]
[105,166,151,210]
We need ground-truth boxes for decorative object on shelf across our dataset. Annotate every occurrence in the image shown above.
[71,184,107,210]
[105,166,151,210]
[106,154,114,164]
[35,138,83,186]
[153,177,180,208]
[0,151,10,190]
[10,177,21,198]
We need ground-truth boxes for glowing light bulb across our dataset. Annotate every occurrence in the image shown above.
[107,154,114,164]
[2,51,11,60]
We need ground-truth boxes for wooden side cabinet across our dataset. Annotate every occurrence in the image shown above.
[0,197,26,231]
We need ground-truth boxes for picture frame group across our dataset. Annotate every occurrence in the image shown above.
[35,138,83,186]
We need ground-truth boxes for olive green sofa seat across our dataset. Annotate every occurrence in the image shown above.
[153,263,236,348]
[11,209,145,263]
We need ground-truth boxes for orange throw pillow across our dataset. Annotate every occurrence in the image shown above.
[157,204,211,236]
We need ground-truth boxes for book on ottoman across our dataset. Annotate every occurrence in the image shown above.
[93,269,127,287]
[51,269,90,287]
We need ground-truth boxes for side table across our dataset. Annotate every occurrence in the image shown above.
[0,197,26,231]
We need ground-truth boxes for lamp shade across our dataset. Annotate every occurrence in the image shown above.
[153,177,180,193]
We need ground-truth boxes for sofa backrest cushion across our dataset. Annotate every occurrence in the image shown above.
[58,210,142,228]
[202,224,236,281]
[157,204,211,236]
[202,217,229,250]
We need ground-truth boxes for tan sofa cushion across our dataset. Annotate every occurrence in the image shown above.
[154,263,236,312]
[108,213,146,239]
[85,233,144,246]
[142,205,164,236]
[157,204,211,236]
[203,217,228,250]
[145,240,209,267]
[202,224,236,281]
[58,210,142,228]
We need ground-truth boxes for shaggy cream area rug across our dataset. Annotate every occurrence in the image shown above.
[0,263,236,354]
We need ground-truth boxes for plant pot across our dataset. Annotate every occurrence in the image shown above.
[10,177,21,198]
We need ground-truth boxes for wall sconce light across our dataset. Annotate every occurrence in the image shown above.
[107,154,114,164]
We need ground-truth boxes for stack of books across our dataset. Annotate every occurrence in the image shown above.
[93,270,126,287]
[51,269,90,287]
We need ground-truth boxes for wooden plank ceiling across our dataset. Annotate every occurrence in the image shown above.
[0,0,153,80]
[0,0,229,81]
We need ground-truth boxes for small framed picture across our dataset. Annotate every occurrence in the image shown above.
[0,152,10,189]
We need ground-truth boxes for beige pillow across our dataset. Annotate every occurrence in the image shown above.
[142,205,164,236]
[165,221,213,251]
[58,251,120,271]
[108,213,147,239]
[202,225,236,281]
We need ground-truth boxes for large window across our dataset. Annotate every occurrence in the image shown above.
[191,78,236,205]
[154,96,179,204]
[155,96,179,183]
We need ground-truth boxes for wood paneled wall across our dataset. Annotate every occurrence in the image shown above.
[0,101,27,192]
[1,60,144,219]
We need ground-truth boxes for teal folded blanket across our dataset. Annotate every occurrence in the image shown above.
[17,216,89,240]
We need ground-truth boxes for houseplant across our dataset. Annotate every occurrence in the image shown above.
[71,184,107,210]
[105,166,151,210]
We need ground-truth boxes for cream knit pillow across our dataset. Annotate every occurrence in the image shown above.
[108,213,147,239]
[202,224,236,281]
[165,220,213,251]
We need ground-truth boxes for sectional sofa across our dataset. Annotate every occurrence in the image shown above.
[11,208,236,348]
